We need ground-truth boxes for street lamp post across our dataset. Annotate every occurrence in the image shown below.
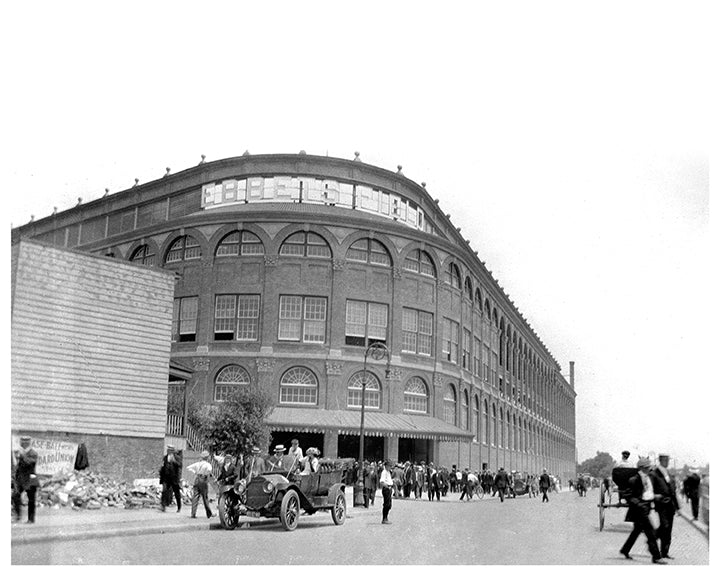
[354,341,391,507]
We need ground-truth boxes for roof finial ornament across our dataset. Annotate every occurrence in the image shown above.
[77,197,82,205]
[164,167,171,177]
[396,165,403,175]
[53,207,57,215]
[133,178,139,187]
[354,151,362,162]
[421,182,426,188]
[198,154,206,165]
[30,215,34,222]
[242,150,250,156]
[299,149,307,155]
[103,188,110,197]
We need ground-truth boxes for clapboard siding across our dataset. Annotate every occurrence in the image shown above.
[11,241,176,438]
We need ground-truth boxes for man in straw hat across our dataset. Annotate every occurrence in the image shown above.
[244,446,266,481]
[12,435,39,523]
[267,444,293,471]
[651,453,680,560]
[619,457,665,564]
[187,450,214,519]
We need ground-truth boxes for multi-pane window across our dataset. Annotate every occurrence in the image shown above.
[443,384,457,426]
[166,235,201,263]
[214,365,251,402]
[278,296,327,343]
[346,238,391,267]
[462,328,472,370]
[464,277,473,301]
[401,308,433,356]
[403,249,436,277]
[461,390,469,430]
[279,367,318,405]
[473,396,480,441]
[491,352,499,386]
[403,377,428,413]
[484,400,490,444]
[491,404,497,445]
[473,337,482,376]
[345,300,388,346]
[347,372,381,409]
[445,263,461,288]
[442,318,459,363]
[214,295,260,341]
[130,244,155,266]
[483,345,490,381]
[215,231,264,257]
[172,296,198,342]
[279,231,331,258]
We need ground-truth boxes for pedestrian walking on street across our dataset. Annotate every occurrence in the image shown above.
[683,469,701,520]
[619,457,666,564]
[493,467,509,502]
[651,453,680,560]
[159,445,183,512]
[187,450,215,519]
[379,460,394,524]
[539,468,551,503]
[12,435,39,523]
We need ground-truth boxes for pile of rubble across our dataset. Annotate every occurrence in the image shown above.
[36,470,195,511]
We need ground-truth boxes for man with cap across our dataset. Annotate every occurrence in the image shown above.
[617,450,633,468]
[187,450,214,519]
[651,453,680,559]
[244,446,266,481]
[682,469,701,521]
[493,467,510,502]
[379,460,394,524]
[12,435,39,523]
[620,457,665,564]
[159,445,182,512]
[539,468,552,503]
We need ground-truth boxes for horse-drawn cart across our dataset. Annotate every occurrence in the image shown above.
[597,467,636,531]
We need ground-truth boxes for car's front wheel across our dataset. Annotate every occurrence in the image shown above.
[331,491,346,525]
[279,490,300,531]
[218,491,240,530]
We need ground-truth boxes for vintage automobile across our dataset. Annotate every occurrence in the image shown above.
[218,458,350,531]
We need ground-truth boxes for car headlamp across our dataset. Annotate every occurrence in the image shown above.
[263,481,274,494]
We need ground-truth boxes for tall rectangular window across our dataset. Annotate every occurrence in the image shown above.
[401,308,433,356]
[173,297,198,342]
[492,352,499,387]
[345,300,388,346]
[214,295,260,341]
[474,337,482,376]
[462,328,472,369]
[442,318,459,364]
[483,345,490,381]
[278,296,327,343]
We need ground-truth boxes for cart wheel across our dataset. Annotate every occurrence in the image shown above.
[598,486,606,531]
[218,492,239,530]
[280,490,300,531]
[331,491,346,525]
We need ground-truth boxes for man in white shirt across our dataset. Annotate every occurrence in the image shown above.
[379,460,394,524]
[187,450,215,519]
[619,457,665,564]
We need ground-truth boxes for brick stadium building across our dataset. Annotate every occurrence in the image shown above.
[11,152,577,479]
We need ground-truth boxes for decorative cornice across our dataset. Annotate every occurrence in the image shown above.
[392,267,403,279]
[325,361,344,376]
[433,374,444,387]
[256,358,276,373]
[331,258,345,271]
[386,367,403,382]
[192,358,210,372]
[263,255,278,267]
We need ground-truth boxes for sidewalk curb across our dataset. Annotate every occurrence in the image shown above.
[677,507,709,539]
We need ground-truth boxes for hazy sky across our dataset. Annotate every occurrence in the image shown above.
[3,2,713,468]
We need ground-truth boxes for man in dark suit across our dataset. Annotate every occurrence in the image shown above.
[159,445,183,512]
[12,435,40,523]
[539,468,552,503]
[244,446,266,480]
[682,470,701,521]
[651,453,680,559]
[493,467,510,502]
[619,457,665,564]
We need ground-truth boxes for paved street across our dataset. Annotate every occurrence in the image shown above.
[12,490,708,565]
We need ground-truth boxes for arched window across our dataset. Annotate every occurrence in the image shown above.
[347,238,391,267]
[464,277,473,301]
[443,384,457,426]
[403,249,436,277]
[460,390,469,430]
[513,414,518,450]
[166,235,201,263]
[130,244,155,266]
[347,371,381,409]
[404,377,428,413]
[214,365,250,402]
[491,404,497,445]
[215,230,264,257]
[279,367,318,405]
[473,396,480,441]
[475,288,483,310]
[279,231,331,258]
[445,262,461,288]
[499,408,505,448]
[483,399,489,444]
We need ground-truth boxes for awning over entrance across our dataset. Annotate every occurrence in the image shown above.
[267,407,474,442]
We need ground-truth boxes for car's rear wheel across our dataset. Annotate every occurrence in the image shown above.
[280,490,300,531]
[218,492,239,530]
[331,491,346,525]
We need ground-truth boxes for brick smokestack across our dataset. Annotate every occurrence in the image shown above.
[569,361,575,388]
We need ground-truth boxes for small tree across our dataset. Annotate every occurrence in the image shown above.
[193,386,273,457]
[577,451,616,479]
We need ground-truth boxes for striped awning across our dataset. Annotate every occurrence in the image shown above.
[266,406,474,442]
